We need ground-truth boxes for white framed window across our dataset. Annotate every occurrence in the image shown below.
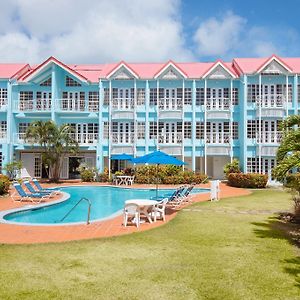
[232,88,239,105]
[196,88,204,106]
[196,122,204,139]
[88,91,99,111]
[137,89,145,105]
[34,156,42,178]
[184,122,192,138]
[149,122,157,139]
[232,122,239,139]
[184,88,192,105]
[247,120,258,139]
[137,122,145,139]
[66,76,81,87]
[0,88,8,107]
[103,122,109,139]
[40,77,52,86]
[103,88,110,105]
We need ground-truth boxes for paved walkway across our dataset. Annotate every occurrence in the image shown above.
[0,182,251,244]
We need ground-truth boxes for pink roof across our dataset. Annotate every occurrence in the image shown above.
[0,64,29,79]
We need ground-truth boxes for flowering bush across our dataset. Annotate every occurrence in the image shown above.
[77,163,96,182]
[227,173,268,188]
[98,167,109,182]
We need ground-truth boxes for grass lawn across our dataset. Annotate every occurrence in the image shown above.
[0,189,299,299]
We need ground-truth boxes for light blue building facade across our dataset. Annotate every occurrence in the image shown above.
[0,55,298,179]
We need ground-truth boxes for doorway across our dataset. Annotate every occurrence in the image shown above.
[69,157,84,179]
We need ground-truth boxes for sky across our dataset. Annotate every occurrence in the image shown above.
[0,0,299,64]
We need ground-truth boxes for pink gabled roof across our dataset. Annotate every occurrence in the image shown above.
[0,63,29,79]
[280,58,300,73]
[232,57,267,74]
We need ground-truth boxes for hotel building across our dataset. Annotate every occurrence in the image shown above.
[0,55,298,179]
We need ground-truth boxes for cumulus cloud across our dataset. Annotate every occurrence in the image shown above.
[0,0,193,63]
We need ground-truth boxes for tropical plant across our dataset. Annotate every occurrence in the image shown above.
[77,163,96,182]
[272,115,300,222]
[223,159,241,179]
[0,174,10,195]
[25,121,79,182]
[3,160,22,180]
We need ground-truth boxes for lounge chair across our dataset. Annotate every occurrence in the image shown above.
[151,198,168,222]
[151,186,184,202]
[12,183,49,203]
[24,180,55,198]
[32,178,60,194]
[123,203,140,228]
[171,184,195,208]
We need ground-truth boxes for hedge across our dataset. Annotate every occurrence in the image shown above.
[0,174,10,195]
[227,173,268,188]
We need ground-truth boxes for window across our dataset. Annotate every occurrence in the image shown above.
[196,122,204,139]
[88,91,99,111]
[0,121,7,138]
[0,152,2,172]
[247,120,258,139]
[103,88,110,105]
[137,122,145,139]
[247,157,260,173]
[150,88,157,106]
[18,123,30,140]
[247,84,260,103]
[196,88,204,106]
[283,84,293,102]
[232,88,239,105]
[103,122,109,139]
[232,122,239,139]
[34,156,41,177]
[137,88,145,105]
[66,76,81,86]
[40,77,52,86]
[149,122,157,139]
[0,88,7,107]
[112,88,118,100]
[184,88,192,105]
[19,91,33,110]
[184,122,192,139]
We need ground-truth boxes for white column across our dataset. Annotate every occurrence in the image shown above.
[108,80,112,178]
[204,79,207,174]
[286,75,289,117]
[145,80,149,154]
[230,79,233,162]
[156,80,159,150]
[258,74,262,173]
[192,80,196,172]
[133,79,137,158]
[182,79,185,170]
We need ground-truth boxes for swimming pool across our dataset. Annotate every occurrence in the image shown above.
[2,186,209,225]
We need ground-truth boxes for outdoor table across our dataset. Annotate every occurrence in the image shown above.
[125,199,158,223]
[116,175,133,185]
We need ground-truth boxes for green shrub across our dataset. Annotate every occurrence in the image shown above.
[98,167,109,182]
[0,174,10,195]
[227,173,268,188]
[80,169,94,182]
[285,173,300,192]
[224,159,241,179]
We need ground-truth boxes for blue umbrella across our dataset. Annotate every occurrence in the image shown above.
[110,154,134,161]
[132,150,186,199]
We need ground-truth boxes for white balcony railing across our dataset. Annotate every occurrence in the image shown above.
[256,94,285,108]
[57,98,85,111]
[112,98,134,110]
[15,99,52,111]
[158,132,182,144]
[256,131,282,144]
[159,98,182,111]
[206,98,230,110]
[111,132,134,144]
[69,133,98,145]
[14,133,36,144]
[206,133,230,144]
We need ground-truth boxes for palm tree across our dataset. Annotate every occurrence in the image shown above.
[25,121,79,182]
[272,115,300,182]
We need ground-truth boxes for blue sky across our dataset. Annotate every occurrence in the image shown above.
[0,0,299,63]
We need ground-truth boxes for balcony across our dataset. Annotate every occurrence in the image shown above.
[158,132,182,144]
[111,132,134,144]
[256,131,282,144]
[14,133,36,144]
[56,99,99,113]
[158,98,182,119]
[256,95,286,118]
[206,133,230,144]
[206,98,231,119]
[14,99,51,112]
[69,133,98,145]
[111,98,134,119]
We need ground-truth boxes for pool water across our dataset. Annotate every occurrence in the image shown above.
[3,186,209,225]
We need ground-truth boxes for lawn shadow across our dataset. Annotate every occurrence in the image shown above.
[252,216,300,288]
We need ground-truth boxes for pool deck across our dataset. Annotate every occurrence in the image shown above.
[0,182,251,244]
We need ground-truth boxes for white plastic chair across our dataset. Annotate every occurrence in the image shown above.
[127,176,135,185]
[123,203,140,228]
[152,198,168,222]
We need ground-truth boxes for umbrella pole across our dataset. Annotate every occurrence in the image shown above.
[156,164,159,200]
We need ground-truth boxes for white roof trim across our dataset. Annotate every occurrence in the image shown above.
[106,63,139,79]
[24,60,88,83]
[256,56,292,74]
[202,61,236,79]
[154,62,187,79]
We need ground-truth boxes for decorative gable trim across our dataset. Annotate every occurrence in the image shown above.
[106,62,139,79]
[256,55,293,74]
[202,60,237,79]
[154,61,187,79]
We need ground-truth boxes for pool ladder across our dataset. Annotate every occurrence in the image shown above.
[60,197,92,225]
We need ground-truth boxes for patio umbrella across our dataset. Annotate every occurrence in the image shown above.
[132,150,186,199]
[110,153,134,161]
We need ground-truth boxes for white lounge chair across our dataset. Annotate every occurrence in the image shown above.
[123,203,140,228]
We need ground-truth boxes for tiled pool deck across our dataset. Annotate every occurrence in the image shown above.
[0,182,251,244]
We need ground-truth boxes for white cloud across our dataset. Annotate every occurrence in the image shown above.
[0,0,193,63]
[193,11,246,57]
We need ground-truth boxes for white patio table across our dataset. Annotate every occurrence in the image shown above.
[125,199,158,223]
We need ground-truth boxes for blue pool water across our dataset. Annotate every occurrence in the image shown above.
[3,186,209,225]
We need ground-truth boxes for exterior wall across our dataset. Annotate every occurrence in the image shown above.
[0,59,299,179]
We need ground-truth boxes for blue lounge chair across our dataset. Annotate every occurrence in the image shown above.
[24,180,54,197]
[32,178,60,194]
[171,184,195,208]
[12,183,48,203]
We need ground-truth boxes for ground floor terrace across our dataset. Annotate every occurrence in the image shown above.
[13,150,277,180]
[0,185,299,299]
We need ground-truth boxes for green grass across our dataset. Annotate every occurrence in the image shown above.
[0,189,299,300]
